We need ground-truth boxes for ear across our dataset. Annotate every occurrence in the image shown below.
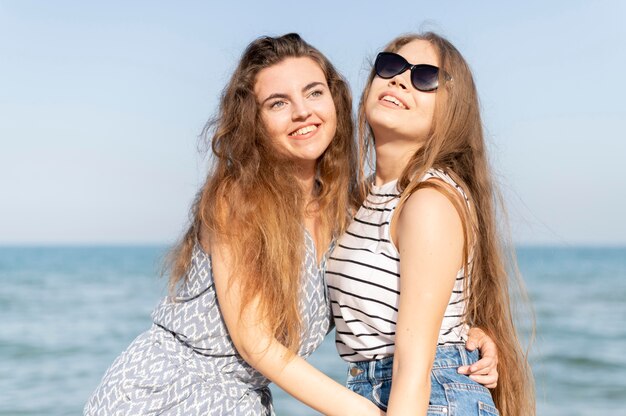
[442,73,454,89]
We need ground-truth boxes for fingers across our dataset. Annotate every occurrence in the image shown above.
[457,356,496,375]
[467,328,498,364]
[462,327,499,389]
[458,355,498,389]
[465,327,486,351]
[468,373,498,389]
[477,337,498,361]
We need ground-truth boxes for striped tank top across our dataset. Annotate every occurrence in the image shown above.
[326,168,471,362]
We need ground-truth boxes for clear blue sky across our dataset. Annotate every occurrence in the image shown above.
[1,0,624,245]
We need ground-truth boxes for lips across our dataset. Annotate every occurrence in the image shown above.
[378,92,409,109]
[288,124,320,137]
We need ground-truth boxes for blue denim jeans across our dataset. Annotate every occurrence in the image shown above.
[346,345,499,415]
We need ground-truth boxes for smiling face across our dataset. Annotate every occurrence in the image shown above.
[365,39,439,146]
[254,57,337,172]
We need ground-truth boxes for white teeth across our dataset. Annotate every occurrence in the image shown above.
[382,95,406,109]
[290,125,318,136]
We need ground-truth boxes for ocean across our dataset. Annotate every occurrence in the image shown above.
[1,245,624,415]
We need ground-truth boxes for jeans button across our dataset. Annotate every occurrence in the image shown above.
[350,367,363,377]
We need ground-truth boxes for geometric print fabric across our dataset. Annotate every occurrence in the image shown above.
[84,233,332,415]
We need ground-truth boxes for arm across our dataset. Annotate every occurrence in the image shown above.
[211,240,384,416]
[386,188,465,416]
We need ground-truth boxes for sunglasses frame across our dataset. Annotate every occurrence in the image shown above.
[374,52,447,92]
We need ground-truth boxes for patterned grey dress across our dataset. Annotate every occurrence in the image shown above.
[84,232,332,415]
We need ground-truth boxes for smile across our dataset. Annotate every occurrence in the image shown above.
[379,93,408,109]
[289,124,319,137]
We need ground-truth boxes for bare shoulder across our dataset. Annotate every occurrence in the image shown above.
[395,187,464,250]
[398,187,462,227]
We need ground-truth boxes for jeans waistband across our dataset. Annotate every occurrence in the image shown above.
[346,344,478,383]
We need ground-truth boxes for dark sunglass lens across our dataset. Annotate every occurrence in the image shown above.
[375,53,408,79]
[412,65,439,91]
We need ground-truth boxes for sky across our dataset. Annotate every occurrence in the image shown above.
[1,0,624,246]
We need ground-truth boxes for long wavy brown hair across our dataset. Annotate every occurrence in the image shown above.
[167,33,357,352]
[358,33,535,415]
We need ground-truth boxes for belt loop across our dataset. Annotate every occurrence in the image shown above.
[458,344,468,367]
[369,360,377,382]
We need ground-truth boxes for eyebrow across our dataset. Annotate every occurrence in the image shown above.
[261,81,326,105]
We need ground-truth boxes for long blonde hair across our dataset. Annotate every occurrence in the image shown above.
[168,33,357,352]
[358,32,535,415]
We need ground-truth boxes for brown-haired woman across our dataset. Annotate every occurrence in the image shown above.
[84,33,498,415]
[327,32,535,416]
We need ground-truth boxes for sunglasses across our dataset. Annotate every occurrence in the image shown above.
[374,52,445,92]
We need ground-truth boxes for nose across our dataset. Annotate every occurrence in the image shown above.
[388,73,409,90]
[292,99,312,120]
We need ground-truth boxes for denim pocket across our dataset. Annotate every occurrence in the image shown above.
[431,367,496,415]
[478,401,500,416]
[371,379,391,410]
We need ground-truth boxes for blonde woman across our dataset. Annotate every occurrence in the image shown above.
[328,32,534,415]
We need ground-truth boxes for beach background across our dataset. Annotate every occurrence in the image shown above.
[2,246,625,415]
[1,1,625,415]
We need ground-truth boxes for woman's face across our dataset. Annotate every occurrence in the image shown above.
[255,57,337,171]
[365,39,439,144]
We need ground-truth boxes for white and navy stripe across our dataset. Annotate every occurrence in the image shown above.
[327,169,471,362]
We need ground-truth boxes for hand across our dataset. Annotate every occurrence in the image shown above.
[458,327,498,388]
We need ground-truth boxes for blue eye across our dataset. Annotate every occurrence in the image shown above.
[309,89,323,98]
[270,100,287,109]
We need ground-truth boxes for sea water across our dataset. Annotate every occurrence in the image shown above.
[1,246,624,415]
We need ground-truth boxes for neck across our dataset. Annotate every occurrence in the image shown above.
[374,138,421,186]
[294,163,317,203]
[296,163,326,261]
